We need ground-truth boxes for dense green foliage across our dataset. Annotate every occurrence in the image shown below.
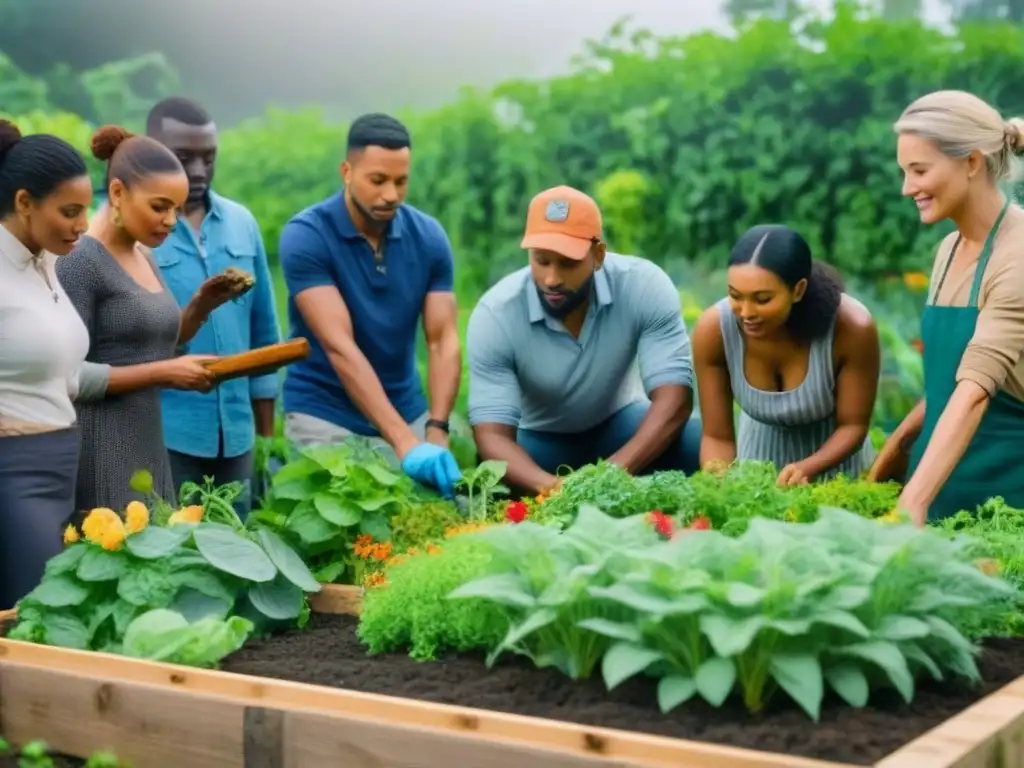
[4,7,1024,298]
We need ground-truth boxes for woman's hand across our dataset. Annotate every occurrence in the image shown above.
[158,355,218,392]
[193,268,255,315]
[777,462,811,486]
[867,437,911,483]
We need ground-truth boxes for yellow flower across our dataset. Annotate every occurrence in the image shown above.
[975,558,1001,576]
[903,271,929,292]
[784,508,798,522]
[880,509,902,524]
[168,505,204,526]
[63,524,80,545]
[124,501,149,534]
[81,507,122,544]
[99,521,126,551]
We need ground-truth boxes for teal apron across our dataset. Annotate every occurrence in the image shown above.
[908,200,1024,521]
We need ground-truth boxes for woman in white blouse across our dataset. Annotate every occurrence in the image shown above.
[0,120,109,608]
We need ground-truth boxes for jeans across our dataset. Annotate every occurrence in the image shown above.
[517,401,702,475]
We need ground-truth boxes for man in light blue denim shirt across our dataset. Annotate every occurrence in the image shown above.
[467,186,701,496]
[148,97,280,515]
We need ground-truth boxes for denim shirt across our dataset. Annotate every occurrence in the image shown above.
[153,191,280,459]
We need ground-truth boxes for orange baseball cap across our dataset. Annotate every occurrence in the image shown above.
[521,185,603,260]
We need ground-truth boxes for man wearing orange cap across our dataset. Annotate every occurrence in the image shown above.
[466,185,700,495]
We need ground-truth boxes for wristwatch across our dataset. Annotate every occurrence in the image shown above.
[425,418,450,434]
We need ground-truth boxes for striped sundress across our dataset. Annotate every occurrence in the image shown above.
[716,298,875,479]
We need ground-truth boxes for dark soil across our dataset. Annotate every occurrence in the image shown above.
[223,613,1024,766]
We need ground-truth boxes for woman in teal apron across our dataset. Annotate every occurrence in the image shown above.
[871,90,1024,524]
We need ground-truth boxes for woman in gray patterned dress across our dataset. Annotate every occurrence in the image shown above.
[692,224,880,485]
[57,125,249,513]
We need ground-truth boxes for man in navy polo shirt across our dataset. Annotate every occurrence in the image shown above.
[280,114,463,496]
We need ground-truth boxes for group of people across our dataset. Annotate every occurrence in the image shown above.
[1,87,1022,609]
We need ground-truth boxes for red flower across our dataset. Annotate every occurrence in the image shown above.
[911,339,924,354]
[689,516,711,530]
[505,501,528,524]
[648,510,673,538]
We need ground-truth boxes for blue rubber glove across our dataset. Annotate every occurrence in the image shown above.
[400,443,463,498]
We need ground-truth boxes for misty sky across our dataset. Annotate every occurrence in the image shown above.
[154,0,951,119]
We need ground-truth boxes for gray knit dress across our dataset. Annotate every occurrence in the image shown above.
[56,236,181,512]
[717,298,875,479]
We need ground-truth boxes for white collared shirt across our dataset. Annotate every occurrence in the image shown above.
[0,225,90,427]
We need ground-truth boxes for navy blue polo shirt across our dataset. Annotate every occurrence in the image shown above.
[280,192,455,435]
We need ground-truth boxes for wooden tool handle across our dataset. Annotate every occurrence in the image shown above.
[202,338,311,382]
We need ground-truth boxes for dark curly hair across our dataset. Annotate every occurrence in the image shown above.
[0,119,89,218]
[728,224,844,341]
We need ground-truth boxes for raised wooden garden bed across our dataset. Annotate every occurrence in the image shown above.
[1,585,1023,767]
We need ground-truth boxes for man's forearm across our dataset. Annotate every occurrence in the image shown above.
[253,399,276,438]
[610,387,691,474]
[427,333,461,421]
[326,347,419,457]
[476,430,557,496]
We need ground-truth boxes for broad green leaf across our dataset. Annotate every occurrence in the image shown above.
[257,529,321,592]
[877,615,931,641]
[117,560,177,607]
[42,543,88,576]
[576,617,642,644]
[43,612,91,650]
[588,583,676,614]
[694,657,736,707]
[23,574,89,608]
[76,547,126,582]
[271,457,323,499]
[313,494,362,526]
[170,568,235,604]
[285,499,339,544]
[125,525,193,559]
[814,609,870,638]
[361,463,400,486]
[724,583,765,608]
[825,663,869,708]
[354,496,396,512]
[448,573,535,608]
[602,641,662,690]
[658,675,698,713]
[902,643,944,681]
[502,608,559,648]
[770,653,824,721]
[248,575,304,620]
[768,617,813,635]
[193,525,277,583]
[699,613,764,657]
[358,513,391,541]
[835,641,914,703]
[170,588,232,623]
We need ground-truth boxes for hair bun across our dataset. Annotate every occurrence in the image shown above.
[1005,117,1024,153]
[0,119,23,158]
[91,124,134,161]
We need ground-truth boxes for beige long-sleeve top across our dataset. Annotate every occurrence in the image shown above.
[927,204,1024,401]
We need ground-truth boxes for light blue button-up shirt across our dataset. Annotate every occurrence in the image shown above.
[467,253,693,433]
[153,191,280,459]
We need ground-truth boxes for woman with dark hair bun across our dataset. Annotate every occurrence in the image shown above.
[692,224,880,484]
[0,119,99,606]
[56,125,251,514]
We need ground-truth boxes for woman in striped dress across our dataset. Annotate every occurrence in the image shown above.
[692,224,880,485]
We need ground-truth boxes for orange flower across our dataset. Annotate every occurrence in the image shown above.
[124,501,149,534]
[63,524,80,545]
[168,505,204,526]
[903,271,929,292]
[370,541,392,562]
[426,543,442,555]
[364,571,387,589]
[444,522,490,539]
[353,534,374,558]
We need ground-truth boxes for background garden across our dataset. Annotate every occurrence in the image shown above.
[3,0,1024,439]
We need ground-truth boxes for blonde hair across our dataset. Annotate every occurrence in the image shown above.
[894,90,1024,182]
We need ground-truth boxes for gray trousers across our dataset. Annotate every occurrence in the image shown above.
[284,411,428,462]
[168,448,254,519]
[0,428,79,609]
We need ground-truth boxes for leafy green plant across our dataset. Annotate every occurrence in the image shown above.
[358,533,506,660]
[456,460,509,520]
[448,506,662,679]
[122,608,252,667]
[256,441,458,583]
[9,502,319,656]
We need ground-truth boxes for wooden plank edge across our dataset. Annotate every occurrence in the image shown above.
[0,661,646,768]
[0,638,849,768]
[875,674,1024,767]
